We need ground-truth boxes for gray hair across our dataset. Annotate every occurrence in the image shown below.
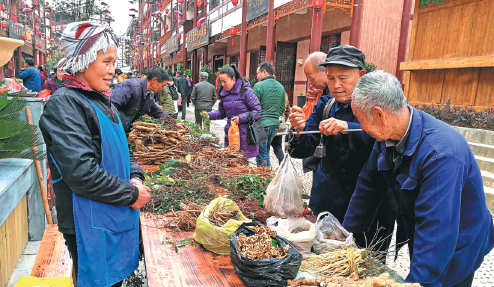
[200,72,209,80]
[352,70,407,118]
[305,52,327,72]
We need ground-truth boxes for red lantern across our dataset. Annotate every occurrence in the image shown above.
[21,2,26,8]
[22,35,27,40]
[198,0,203,6]
[177,34,181,40]
[155,53,158,57]
[165,8,169,14]
[0,4,5,11]
[37,18,41,23]
[46,12,50,17]
[1,22,6,29]
[178,15,182,21]
[231,0,238,5]
[177,51,181,57]
[165,24,169,30]
[178,0,182,4]
[229,26,237,46]
[313,0,323,23]
[196,22,201,29]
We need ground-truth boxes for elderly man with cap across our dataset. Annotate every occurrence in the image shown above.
[191,71,216,130]
[343,71,494,287]
[288,45,396,250]
[40,22,149,286]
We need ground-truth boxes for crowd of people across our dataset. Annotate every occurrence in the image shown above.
[35,20,494,287]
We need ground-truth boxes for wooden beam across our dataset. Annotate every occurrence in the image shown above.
[401,56,494,71]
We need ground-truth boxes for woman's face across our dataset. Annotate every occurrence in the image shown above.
[76,45,117,92]
[219,74,235,91]
[55,69,64,82]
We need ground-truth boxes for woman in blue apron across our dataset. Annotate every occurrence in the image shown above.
[40,21,151,287]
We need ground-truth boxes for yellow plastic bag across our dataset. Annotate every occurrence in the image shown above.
[193,196,251,255]
[15,276,73,287]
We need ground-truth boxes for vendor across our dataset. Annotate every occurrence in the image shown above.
[112,66,186,133]
[343,71,494,287]
[288,46,396,250]
[40,21,151,287]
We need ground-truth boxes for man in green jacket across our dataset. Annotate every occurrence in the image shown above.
[254,62,286,167]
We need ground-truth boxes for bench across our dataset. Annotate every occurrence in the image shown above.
[30,224,75,284]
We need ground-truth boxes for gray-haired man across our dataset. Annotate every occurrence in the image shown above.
[191,72,216,130]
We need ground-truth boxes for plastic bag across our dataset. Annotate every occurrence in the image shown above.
[228,120,240,151]
[263,154,304,218]
[301,90,323,119]
[270,213,325,254]
[37,89,51,98]
[14,276,73,287]
[230,222,303,287]
[193,196,250,255]
[313,211,357,254]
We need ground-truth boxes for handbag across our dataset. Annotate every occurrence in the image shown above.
[247,111,268,145]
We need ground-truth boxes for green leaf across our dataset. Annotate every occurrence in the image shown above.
[271,239,278,247]
[180,238,194,244]
[257,197,263,206]
[166,159,182,168]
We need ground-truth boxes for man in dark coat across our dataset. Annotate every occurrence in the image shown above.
[191,72,216,130]
[288,46,396,250]
[175,70,191,120]
[344,71,494,287]
[112,66,186,132]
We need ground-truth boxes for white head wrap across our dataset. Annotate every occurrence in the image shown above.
[58,21,118,75]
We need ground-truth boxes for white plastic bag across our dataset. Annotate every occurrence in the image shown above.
[274,215,324,254]
[313,211,357,254]
[263,154,304,218]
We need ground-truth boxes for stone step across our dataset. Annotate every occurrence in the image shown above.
[482,171,494,189]
[476,155,494,174]
[469,142,494,158]
[455,127,494,146]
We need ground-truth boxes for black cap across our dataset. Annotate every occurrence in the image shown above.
[319,45,365,69]
[115,68,123,75]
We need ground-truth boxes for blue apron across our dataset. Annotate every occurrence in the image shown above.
[52,92,139,286]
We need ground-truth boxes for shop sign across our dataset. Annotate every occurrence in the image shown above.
[246,0,269,22]
[165,35,179,54]
[9,20,24,40]
[186,21,209,52]
[24,26,33,48]
[35,37,46,52]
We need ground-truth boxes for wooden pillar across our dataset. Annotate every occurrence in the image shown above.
[239,0,248,76]
[396,0,413,84]
[203,46,208,68]
[18,47,23,74]
[181,0,187,71]
[310,8,324,53]
[192,0,198,84]
[265,0,275,63]
[34,51,38,66]
[349,0,363,48]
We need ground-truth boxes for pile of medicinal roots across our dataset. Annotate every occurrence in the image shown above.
[300,248,385,277]
[208,201,241,227]
[287,273,421,287]
[129,121,190,165]
[237,226,291,260]
[168,201,205,231]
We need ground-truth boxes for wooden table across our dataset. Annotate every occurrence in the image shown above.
[140,212,246,287]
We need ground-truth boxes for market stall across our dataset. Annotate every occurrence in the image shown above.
[133,117,416,287]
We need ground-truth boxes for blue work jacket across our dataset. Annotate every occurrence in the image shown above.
[289,95,396,225]
[18,67,42,92]
[343,108,494,287]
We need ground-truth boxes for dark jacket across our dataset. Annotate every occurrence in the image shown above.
[40,83,144,235]
[18,66,42,92]
[42,76,62,94]
[111,78,167,133]
[343,108,494,287]
[289,95,395,223]
[253,75,285,127]
[175,76,191,96]
[191,80,216,110]
[209,79,261,158]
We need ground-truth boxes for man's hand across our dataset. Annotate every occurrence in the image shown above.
[319,118,349,136]
[175,123,188,131]
[307,87,323,101]
[289,106,306,136]
[130,178,143,186]
[130,184,151,210]
[231,116,240,123]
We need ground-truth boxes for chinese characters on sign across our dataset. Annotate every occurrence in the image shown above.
[186,21,209,52]
[166,35,180,55]
[8,20,24,40]
[246,0,269,22]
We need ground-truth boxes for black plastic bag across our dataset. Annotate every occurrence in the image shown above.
[230,222,303,287]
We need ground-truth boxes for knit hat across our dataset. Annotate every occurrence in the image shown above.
[58,21,119,75]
